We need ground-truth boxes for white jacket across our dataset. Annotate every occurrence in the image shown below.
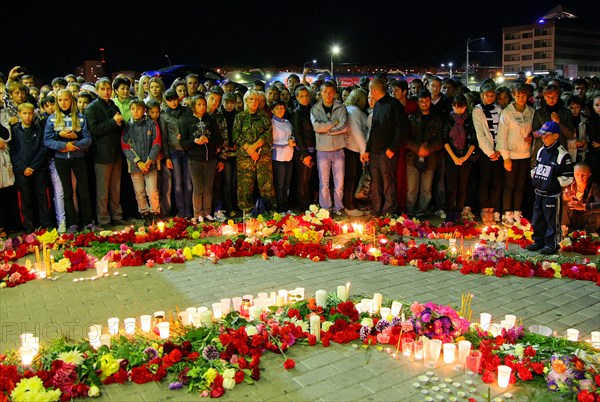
[344,104,368,154]
[495,103,534,160]
[472,103,502,157]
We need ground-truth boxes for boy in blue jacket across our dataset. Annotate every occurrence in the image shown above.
[9,103,53,233]
[121,99,162,227]
[527,121,574,255]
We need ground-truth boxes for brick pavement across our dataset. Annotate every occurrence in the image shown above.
[1,237,599,401]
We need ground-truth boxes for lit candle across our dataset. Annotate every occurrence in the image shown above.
[315,290,327,308]
[591,331,600,346]
[566,328,579,341]
[107,317,119,335]
[212,303,223,319]
[497,365,512,388]
[220,299,231,315]
[157,322,170,339]
[25,259,32,270]
[443,343,456,364]
[345,282,350,298]
[295,287,305,300]
[140,315,152,332]
[199,310,213,325]
[391,301,403,316]
[278,289,288,304]
[20,345,35,367]
[124,318,136,335]
[157,221,165,232]
[88,332,101,349]
[342,224,348,234]
[310,314,321,341]
[337,285,348,302]
[249,305,263,320]
[35,246,40,263]
[480,313,491,330]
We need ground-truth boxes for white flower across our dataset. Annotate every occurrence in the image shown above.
[223,378,236,390]
[222,368,236,379]
[88,385,100,397]
[514,344,524,357]
[361,318,374,328]
[321,321,334,332]
[245,325,258,336]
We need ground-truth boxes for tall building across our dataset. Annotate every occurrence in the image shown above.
[502,5,600,78]
[75,60,105,83]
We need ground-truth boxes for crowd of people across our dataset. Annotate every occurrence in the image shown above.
[1,65,600,252]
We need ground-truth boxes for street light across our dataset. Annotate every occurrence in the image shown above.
[331,45,340,81]
[448,62,453,78]
[465,37,484,86]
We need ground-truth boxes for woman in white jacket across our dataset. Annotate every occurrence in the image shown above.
[495,83,535,224]
[473,84,504,225]
[343,88,368,216]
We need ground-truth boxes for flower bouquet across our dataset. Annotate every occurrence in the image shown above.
[560,231,600,255]
[409,301,470,343]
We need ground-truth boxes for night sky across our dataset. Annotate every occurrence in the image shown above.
[2,1,597,84]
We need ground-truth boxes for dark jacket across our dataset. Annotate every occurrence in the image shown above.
[444,112,478,158]
[291,103,316,158]
[531,104,575,164]
[84,98,123,164]
[159,105,190,155]
[406,112,445,170]
[9,121,48,174]
[531,140,574,197]
[366,94,408,154]
[179,114,223,162]
[430,93,452,119]
[121,117,161,173]
[563,179,600,213]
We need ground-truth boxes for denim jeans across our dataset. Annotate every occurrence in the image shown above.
[170,150,193,217]
[406,164,434,216]
[130,170,159,214]
[55,157,94,227]
[188,159,217,218]
[95,160,123,225]
[49,159,65,225]
[317,149,345,211]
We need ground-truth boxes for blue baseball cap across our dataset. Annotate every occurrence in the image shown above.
[536,121,561,136]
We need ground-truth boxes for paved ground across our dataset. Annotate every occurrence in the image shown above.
[1,234,599,401]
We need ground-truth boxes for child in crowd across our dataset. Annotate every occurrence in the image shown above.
[9,103,53,232]
[270,100,294,212]
[43,89,94,233]
[77,92,94,115]
[179,94,223,221]
[528,121,573,255]
[443,94,478,222]
[566,96,588,163]
[121,99,162,227]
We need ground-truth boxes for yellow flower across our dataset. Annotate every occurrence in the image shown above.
[182,247,193,260]
[485,267,494,276]
[37,229,59,245]
[57,349,84,366]
[98,353,120,381]
[191,243,206,257]
[52,258,71,273]
[550,262,562,278]
[10,377,61,402]
[322,321,334,332]
[203,367,218,386]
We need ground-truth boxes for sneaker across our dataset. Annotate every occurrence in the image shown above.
[526,243,544,252]
[196,216,204,223]
[435,210,447,219]
[85,223,101,232]
[493,212,501,222]
[345,208,364,217]
[143,213,153,227]
[58,221,67,234]
[539,246,558,255]
[502,211,515,225]
[331,209,344,217]
[67,224,79,235]
[205,214,215,221]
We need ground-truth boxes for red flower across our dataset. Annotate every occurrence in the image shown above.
[187,351,199,361]
[210,386,225,398]
[516,366,533,381]
[577,389,598,402]
[524,345,536,357]
[481,369,496,384]
[283,358,295,370]
[234,370,245,384]
[130,366,154,384]
[103,368,128,384]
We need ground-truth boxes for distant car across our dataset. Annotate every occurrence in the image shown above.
[141,64,224,89]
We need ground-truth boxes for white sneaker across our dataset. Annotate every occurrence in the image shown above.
[58,221,67,234]
[197,216,204,222]
[435,210,447,219]
[345,208,364,217]
[502,211,515,225]
[205,214,214,221]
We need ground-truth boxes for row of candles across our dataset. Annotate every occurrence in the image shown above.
[32,245,53,278]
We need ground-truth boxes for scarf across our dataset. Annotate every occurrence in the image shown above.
[449,112,468,150]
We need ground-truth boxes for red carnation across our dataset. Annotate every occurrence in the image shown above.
[481,369,496,384]
[283,358,295,370]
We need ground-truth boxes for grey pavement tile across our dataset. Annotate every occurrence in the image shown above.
[320,383,374,401]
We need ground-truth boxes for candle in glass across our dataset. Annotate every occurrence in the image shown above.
[315,290,327,308]
[310,314,321,341]
[443,343,456,364]
[212,303,223,319]
[107,317,119,335]
[498,365,512,388]
[220,299,231,315]
[20,345,35,367]
[124,318,136,335]
[140,315,152,332]
[337,285,348,302]
[373,293,383,311]
[391,301,403,316]
[157,322,170,339]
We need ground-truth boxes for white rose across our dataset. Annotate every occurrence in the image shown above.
[88,385,100,397]
[223,368,236,379]
[361,318,374,328]
[223,377,236,390]
[245,325,258,336]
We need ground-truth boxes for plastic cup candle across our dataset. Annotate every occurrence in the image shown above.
[20,345,35,367]
[95,260,108,277]
[443,343,456,364]
[337,285,348,302]
[457,340,471,369]
[100,334,111,348]
[249,306,263,320]
[107,317,120,335]
[402,338,414,357]
[212,302,223,319]
[278,290,288,304]
[20,333,34,347]
[380,307,391,320]
[505,314,517,327]
[257,292,268,299]
[425,339,442,368]
[157,322,170,339]
[295,287,305,300]
[140,315,152,332]
[566,328,579,341]
[465,350,482,377]
[391,301,403,316]
[220,299,231,315]
[124,318,136,335]
[199,310,213,325]
[276,294,285,307]
[232,297,243,312]
[591,331,600,345]
[498,365,512,388]
[414,341,424,360]
[315,290,327,308]
[88,332,101,349]
[480,313,492,330]
[89,324,102,339]
[373,293,383,311]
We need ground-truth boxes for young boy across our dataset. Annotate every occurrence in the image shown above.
[121,99,162,227]
[527,121,574,255]
[9,103,53,233]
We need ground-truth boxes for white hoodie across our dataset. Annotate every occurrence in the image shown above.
[495,103,534,160]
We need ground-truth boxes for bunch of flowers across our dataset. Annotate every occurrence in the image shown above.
[1,234,37,262]
[479,225,507,242]
[545,351,600,399]
[0,262,36,288]
[560,231,600,255]
[62,248,96,272]
[507,217,534,247]
[472,242,506,263]
[409,301,469,342]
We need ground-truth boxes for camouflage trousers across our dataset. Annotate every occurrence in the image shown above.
[236,151,276,212]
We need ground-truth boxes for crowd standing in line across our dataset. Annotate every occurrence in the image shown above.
[1,65,600,254]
